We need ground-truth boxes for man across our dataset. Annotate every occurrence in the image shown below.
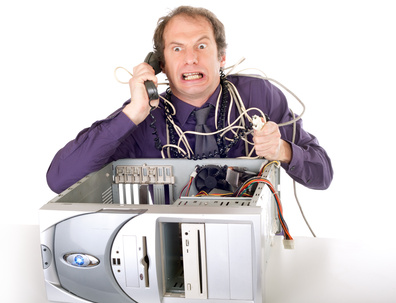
[47,6,333,194]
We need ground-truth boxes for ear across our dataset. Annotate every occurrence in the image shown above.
[219,54,226,68]
[160,61,165,73]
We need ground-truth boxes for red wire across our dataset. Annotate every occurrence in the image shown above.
[238,178,293,240]
[179,176,193,198]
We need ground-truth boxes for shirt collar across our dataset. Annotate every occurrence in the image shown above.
[164,85,222,126]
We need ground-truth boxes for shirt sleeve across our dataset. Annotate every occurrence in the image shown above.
[280,122,333,190]
[46,107,137,193]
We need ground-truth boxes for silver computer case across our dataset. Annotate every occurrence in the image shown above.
[40,158,281,303]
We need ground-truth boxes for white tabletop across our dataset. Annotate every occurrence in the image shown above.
[265,236,396,303]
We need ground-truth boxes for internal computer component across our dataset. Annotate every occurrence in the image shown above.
[194,165,228,193]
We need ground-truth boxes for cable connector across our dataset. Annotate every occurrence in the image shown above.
[283,239,295,250]
[190,166,199,178]
[252,115,266,130]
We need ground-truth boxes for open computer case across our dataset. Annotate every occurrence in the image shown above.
[40,158,281,303]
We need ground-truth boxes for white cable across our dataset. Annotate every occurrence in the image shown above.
[114,66,133,84]
[233,73,305,127]
[168,117,194,158]
[227,81,249,155]
[214,85,223,126]
[171,107,263,157]
[113,66,168,86]
[115,58,307,161]
[289,108,316,238]
[160,144,188,159]
[180,107,265,138]
[293,180,316,237]
[223,57,246,76]
[158,95,194,158]
[225,80,258,156]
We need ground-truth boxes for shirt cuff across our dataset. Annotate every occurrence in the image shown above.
[281,141,305,180]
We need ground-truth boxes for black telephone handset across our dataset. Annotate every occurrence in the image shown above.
[144,52,161,102]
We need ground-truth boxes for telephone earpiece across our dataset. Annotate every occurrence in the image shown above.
[144,52,161,102]
[144,52,162,74]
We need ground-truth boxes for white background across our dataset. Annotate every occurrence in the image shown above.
[1,0,395,244]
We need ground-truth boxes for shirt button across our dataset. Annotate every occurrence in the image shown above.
[290,166,295,171]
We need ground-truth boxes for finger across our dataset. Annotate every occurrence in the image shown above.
[260,121,278,135]
[254,122,280,143]
[255,141,281,159]
[132,63,158,85]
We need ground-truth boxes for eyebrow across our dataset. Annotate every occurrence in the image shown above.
[168,35,212,47]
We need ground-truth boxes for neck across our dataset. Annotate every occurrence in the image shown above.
[170,87,222,111]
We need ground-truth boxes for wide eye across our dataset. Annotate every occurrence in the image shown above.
[173,46,182,52]
[198,43,207,50]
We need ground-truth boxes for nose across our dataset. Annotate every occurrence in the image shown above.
[184,48,198,65]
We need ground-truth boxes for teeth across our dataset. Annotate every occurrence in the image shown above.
[183,72,203,80]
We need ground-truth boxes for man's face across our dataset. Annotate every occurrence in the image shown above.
[162,15,226,106]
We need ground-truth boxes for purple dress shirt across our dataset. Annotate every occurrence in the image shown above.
[47,75,333,193]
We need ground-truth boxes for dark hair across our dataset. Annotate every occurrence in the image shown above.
[153,6,227,65]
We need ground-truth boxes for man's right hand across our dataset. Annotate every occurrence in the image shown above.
[122,62,159,125]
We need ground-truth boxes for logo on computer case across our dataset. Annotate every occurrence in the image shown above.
[63,253,100,267]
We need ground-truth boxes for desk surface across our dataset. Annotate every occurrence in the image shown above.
[265,236,396,303]
[2,224,395,303]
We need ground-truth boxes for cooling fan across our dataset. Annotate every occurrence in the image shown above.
[194,165,229,193]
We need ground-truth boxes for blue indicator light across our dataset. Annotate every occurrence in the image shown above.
[74,255,85,266]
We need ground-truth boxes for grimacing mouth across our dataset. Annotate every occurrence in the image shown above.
[183,72,203,80]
